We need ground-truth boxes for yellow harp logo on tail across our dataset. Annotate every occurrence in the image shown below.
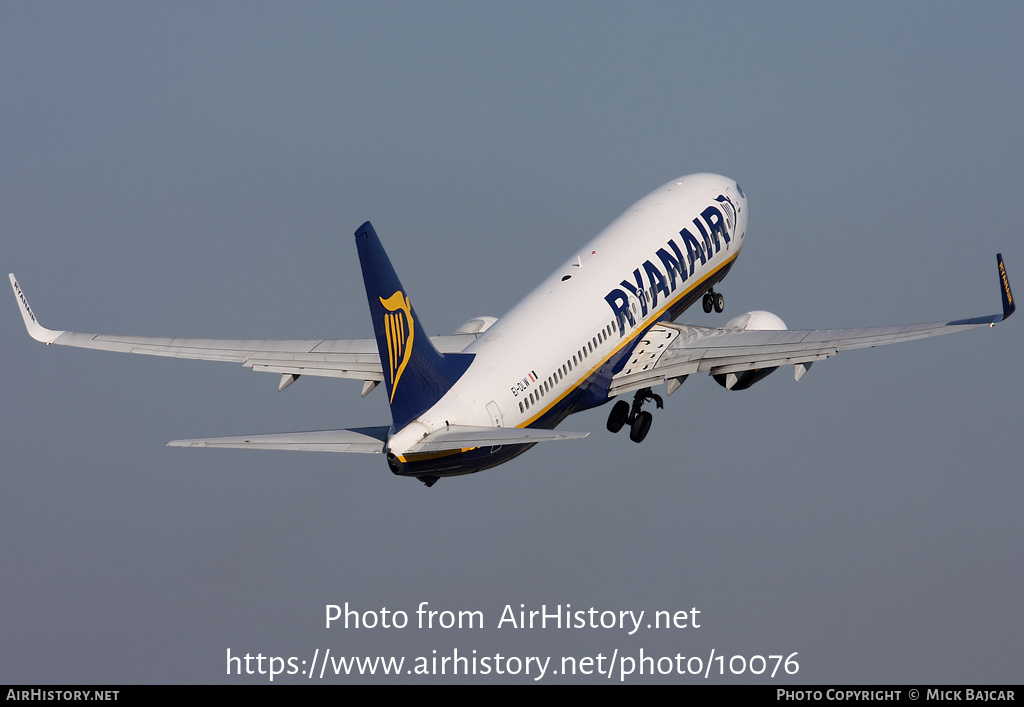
[380,291,414,403]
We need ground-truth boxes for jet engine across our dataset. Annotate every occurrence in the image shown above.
[712,310,787,391]
[451,316,497,335]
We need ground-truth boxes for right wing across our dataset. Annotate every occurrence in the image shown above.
[9,274,475,386]
[610,254,1015,396]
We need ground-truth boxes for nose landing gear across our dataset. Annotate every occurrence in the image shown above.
[606,387,663,443]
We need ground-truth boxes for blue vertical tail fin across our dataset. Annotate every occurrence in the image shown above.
[355,222,474,431]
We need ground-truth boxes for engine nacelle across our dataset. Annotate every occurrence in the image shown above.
[713,310,787,390]
[722,310,787,332]
[451,316,497,335]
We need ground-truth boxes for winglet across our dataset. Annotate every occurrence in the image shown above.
[997,254,1014,321]
[9,274,64,344]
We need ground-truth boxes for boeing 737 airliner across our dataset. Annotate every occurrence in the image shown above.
[11,174,1015,486]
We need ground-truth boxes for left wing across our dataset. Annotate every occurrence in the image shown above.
[9,274,476,386]
[610,254,1015,396]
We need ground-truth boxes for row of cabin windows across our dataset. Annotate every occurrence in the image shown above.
[521,270,699,414]
[518,265,704,413]
[518,318,622,415]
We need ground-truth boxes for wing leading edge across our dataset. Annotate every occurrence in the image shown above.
[610,254,1015,396]
[8,274,476,384]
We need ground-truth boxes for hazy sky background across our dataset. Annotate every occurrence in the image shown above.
[2,2,1021,684]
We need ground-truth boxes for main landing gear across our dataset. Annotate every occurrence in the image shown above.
[702,288,725,314]
[606,387,663,443]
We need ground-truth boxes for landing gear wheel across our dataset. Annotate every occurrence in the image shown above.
[629,410,652,443]
[713,292,724,313]
[606,400,630,433]
[702,293,713,313]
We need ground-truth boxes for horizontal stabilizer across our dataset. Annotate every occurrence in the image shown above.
[167,426,390,453]
[406,425,589,453]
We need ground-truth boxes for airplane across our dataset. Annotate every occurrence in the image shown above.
[10,173,1016,487]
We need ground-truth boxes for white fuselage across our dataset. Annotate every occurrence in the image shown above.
[388,174,748,465]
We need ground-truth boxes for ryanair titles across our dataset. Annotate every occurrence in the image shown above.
[12,279,37,324]
[604,195,736,336]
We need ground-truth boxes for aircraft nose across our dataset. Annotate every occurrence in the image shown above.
[733,181,749,239]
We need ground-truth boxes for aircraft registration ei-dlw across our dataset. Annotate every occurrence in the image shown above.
[11,174,1016,486]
